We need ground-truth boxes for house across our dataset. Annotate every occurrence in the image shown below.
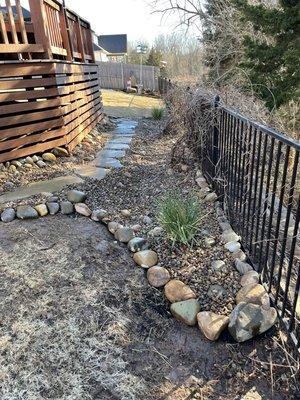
[0,5,31,21]
[92,32,109,62]
[98,34,127,62]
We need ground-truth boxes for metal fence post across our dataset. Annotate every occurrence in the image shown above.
[213,95,220,174]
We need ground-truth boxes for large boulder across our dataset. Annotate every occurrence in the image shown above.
[236,284,270,308]
[197,311,229,341]
[1,208,16,223]
[147,266,170,288]
[133,250,158,268]
[228,302,277,342]
[170,299,200,326]
[164,280,196,303]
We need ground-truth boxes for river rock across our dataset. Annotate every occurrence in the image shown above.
[11,160,22,168]
[228,302,277,342]
[121,209,131,217]
[128,237,149,252]
[25,156,35,165]
[148,226,164,237]
[67,190,87,203]
[235,259,252,275]
[52,147,69,157]
[42,153,57,162]
[236,284,270,308]
[164,280,196,303]
[35,204,48,217]
[241,270,259,287]
[197,311,229,341]
[114,227,134,243]
[131,224,142,233]
[147,266,170,287]
[8,165,17,173]
[204,192,218,203]
[75,203,92,217]
[221,230,240,243]
[170,299,200,326]
[60,201,74,215]
[37,160,47,168]
[108,221,123,234]
[46,202,60,215]
[233,250,247,262]
[16,205,38,220]
[225,241,241,252]
[91,209,108,221]
[32,155,39,163]
[1,208,16,223]
[24,163,33,169]
[133,250,158,268]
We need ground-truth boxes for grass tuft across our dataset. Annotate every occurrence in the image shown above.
[151,107,164,120]
[157,191,202,246]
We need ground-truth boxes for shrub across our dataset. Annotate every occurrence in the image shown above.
[151,107,164,120]
[157,191,202,246]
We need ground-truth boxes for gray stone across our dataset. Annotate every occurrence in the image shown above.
[37,160,47,168]
[75,203,92,217]
[225,241,241,252]
[3,181,14,191]
[241,270,259,287]
[148,226,164,237]
[197,311,229,341]
[221,229,240,243]
[235,259,252,275]
[16,205,38,220]
[211,260,225,271]
[67,190,87,203]
[143,215,152,225]
[108,221,123,234]
[233,250,247,262]
[91,209,108,222]
[147,266,170,288]
[133,250,158,268]
[1,208,16,223]
[25,156,35,165]
[128,237,149,253]
[170,299,201,326]
[60,201,74,215]
[208,284,226,299]
[228,302,277,342]
[46,202,60,215]
[114,227,134,243]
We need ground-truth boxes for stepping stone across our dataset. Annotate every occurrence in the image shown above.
[94,157,123,169]
[104,142,130,150]
[100,150,126,158]
[0,176,83,204]
[76,165,108,180]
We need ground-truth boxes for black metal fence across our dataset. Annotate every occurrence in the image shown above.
[201,96,300,351]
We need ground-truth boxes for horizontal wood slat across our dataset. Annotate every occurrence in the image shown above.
[0,44,45,53]
[0,61,103,162]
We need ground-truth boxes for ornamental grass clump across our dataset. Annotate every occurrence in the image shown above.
[157,191,202,246]
[151,107,164,120]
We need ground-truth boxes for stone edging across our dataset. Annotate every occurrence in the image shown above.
[0,181,278,343]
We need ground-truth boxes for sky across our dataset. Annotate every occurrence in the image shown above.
[64,0,179,43]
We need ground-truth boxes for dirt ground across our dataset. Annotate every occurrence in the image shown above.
[0,115,299,399]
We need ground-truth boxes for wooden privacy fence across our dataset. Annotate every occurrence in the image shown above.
[97,61,160,91]
[0,61,103,163]
[0,0,94,62]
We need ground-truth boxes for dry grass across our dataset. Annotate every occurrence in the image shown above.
[101,89,163,118]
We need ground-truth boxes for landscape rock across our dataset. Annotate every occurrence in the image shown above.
[42,153,57,162]
[60,201,74,215]
[133,250,158,268]
[221,230,240,243]
[219,221,232,232]
[204,192,218,203]
[211,260,225,271]
[204,237,216,247]
[25,156,35,165]
[37,160,47,168]
[147,266,170,287]
[75,203,92,217]
[241,270,260,287]
[3,181,14,191]
[164,280,196,303]
[148,226,164,237]
[236,284,270,308]
[121,209,131,217]
[91,209,107,221]
[46,202,60,215]
[32,155,39,163]
[108,221,123,234]
[1,208,16,223]
[233,250,247,262]
[67,190,87,203]
[24,163,33,169]
[52,147,69,157]
[235,259,253,275]
[128,237,149,252]
[16,205,38,220]
[228,302,277,342]
[197,311,229,341]
[208,284,227,299]
[114,227,134,243]
[35,204,48,217]
[8,165,17,173]
[143,215,152,225]
[170,299,201,326]
[225,241,241,252]
[131,224,142,233]
[11,160,22,168]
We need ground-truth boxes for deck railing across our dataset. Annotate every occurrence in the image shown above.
[0,0,94,62]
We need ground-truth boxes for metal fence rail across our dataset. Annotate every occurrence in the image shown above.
[200,96,300,351]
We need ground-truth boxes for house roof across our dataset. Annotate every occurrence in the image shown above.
[0,5,31,21]
[98,34,127,55]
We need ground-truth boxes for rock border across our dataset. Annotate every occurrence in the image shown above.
[0,179,278,343]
